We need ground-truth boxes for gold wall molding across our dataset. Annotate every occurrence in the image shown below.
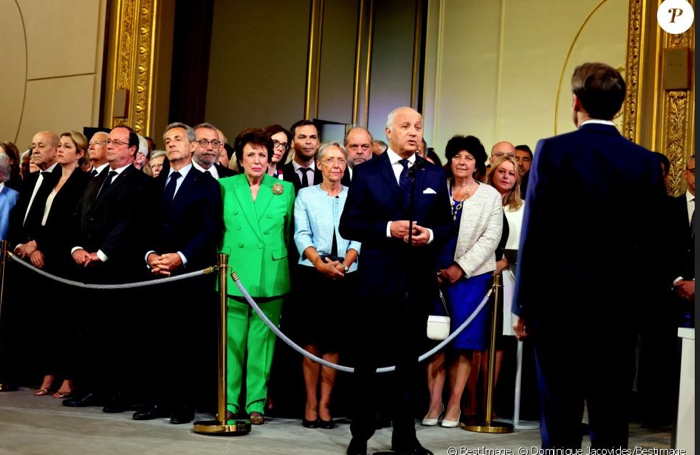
[304,0,325,120]
[622,0,645,142]
[104,0,158,136]
[659,0,694,196]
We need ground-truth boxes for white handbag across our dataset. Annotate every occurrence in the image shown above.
[426,289,451,341]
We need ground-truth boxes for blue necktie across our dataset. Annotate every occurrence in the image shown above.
[164,171,181,201]
[399,159,411,191]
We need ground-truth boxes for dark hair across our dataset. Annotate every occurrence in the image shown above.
[233,128,273,167]
[571,62,626,120]
[264,124,292,164]
[290,119,319,138]
[426,148,442,167]
[515,144,533,159]
[653,152,671,177]
[444,135,487,179]
[112,125,140,154]
[224,143,234,160]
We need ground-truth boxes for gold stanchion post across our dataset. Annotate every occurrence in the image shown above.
[193,253,250,435]
[463,273,513,433]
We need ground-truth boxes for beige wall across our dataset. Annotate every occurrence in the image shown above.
[424,0,628,157]
[0,0,107,149]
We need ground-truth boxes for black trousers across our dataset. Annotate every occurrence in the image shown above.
[533,332,635,449]
[349,295,425,450]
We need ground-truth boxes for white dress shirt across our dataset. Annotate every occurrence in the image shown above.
[23,162,58,226]
[90,162,109,177]
[383,148,432,243]
[192,160,219,180]
[579,119,616,127]
[686,190,694,226]
[165,163,192,199]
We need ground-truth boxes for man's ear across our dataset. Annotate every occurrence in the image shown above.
[572,94,583,113]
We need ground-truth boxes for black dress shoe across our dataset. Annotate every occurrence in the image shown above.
[63,392,102,407]
[346,438,367,455]
[133,404,168,420]
[170,408,195,424]
[318,419,336,429]
[302,418,319,428]
[103,396,128,413]
[391,444,434,455]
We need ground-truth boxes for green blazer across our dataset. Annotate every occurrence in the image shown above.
[220,174,295,297]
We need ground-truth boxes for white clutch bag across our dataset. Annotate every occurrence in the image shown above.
[426,289,451,341]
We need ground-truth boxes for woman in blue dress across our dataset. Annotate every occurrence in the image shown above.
[423,135,503,428]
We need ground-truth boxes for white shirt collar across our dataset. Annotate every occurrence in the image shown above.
[94,162,109,174]
[579,119,616,128]
[0,182,5,192]
[169,162,192,179]
[44,162,58,173]
[292,160,315,172]
[387,148,416,166]
[687,190,695,202]
[108,162,132,176]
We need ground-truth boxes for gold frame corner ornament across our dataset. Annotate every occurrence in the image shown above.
[105,0,158,136]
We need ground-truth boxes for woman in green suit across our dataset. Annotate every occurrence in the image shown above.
[219,128,295,425]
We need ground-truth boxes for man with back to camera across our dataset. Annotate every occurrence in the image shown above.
[512,62,668,449]
[340,106,452,455]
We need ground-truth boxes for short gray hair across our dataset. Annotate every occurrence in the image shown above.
[0,153,11,183]
[193,122,219,133]
[385,106,421,129]
[316,142,347,163]
[150,150,167,161]
[164,122,196,142]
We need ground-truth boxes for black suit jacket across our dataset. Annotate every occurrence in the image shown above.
[282,161,322,192]
[513,123,668,335]
[149,167,223,271]
[72,164,159,281]
[670,193,694,281]
[32,170,90,271]
[215,163,237,178]
[8,165,62,245]
[339,153,452,303]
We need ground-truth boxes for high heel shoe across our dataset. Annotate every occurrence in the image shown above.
[440,411,461,428]
[33,388,50,396]
[421,404,444,426]
[302,418,319,428]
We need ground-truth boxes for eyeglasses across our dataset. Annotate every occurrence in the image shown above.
[89,140,107,147]
[197,138,222,148]
[273,140,289,150]
[106,139,129,146]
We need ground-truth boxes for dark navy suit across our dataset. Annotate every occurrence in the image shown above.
[141,165,222,414]
[339,151,451,450]
[513,123,668,449]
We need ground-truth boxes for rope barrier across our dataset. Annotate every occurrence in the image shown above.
[230,271,493,374]
[7,252,217,290]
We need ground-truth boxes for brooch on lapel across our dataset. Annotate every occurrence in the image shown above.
[272,183,284,195]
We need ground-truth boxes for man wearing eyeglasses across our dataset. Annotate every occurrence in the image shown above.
[344,127,373,183]
[192,123,236,180]
[64,125,159,413]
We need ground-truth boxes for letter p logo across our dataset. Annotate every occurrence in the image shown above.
[658,0,694,34]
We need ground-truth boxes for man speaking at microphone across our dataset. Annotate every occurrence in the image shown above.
[340,107,452,455]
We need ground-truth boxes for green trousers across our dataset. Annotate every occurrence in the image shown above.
[226,296,283,414]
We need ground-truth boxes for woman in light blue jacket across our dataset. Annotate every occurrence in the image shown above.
[293,142,360,429]
[0,152,19,240]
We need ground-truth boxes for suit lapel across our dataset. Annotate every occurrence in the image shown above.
[232,176,264,242]
[255,175,274,220]
[379,153,401,195]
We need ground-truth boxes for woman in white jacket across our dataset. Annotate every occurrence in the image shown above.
[423,135,503,428]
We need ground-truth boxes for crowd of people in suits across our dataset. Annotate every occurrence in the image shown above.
[0,61,694,455]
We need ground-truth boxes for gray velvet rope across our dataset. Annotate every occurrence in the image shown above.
[7,252,216,289]
[231,271,494,374]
